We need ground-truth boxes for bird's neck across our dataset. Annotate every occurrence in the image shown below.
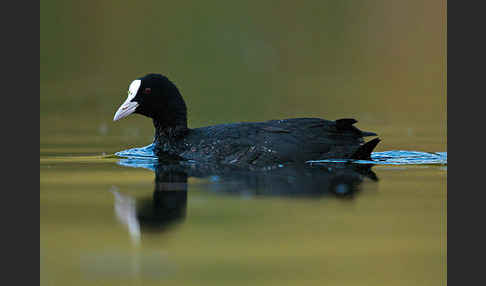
[151,86,189,151]
[152,114,188,147]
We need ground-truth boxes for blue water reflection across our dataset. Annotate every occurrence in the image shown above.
[116,143,447,167]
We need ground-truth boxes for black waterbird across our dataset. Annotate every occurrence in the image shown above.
[114,74,380,168]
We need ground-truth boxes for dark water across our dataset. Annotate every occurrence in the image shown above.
[41,0,446,285]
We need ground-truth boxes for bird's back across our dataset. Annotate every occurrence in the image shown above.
[168,118,377,167]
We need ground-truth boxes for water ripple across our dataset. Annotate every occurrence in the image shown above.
[308,151,447,166]
[115,143,156,158]
[115,144,447,166]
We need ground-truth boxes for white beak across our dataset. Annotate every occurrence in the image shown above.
[113,99,139,121]
[114,79,142,121]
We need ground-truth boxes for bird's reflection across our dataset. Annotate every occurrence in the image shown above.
[136,168,188,233]
[112,160,378,241]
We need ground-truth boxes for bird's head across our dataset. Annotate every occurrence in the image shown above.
[113,74,187,128]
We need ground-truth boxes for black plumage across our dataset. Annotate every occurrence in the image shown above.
[114,73,380,167]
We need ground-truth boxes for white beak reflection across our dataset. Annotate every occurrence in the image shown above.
[111,189,141,245]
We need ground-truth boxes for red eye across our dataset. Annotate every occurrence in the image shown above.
[143,88,151,95]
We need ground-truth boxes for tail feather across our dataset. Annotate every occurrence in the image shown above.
[352,138,381,160]
[361,131,377,137]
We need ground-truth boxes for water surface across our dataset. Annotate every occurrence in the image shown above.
[40,145,446,286]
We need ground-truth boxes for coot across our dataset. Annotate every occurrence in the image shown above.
[114,74,380,167]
